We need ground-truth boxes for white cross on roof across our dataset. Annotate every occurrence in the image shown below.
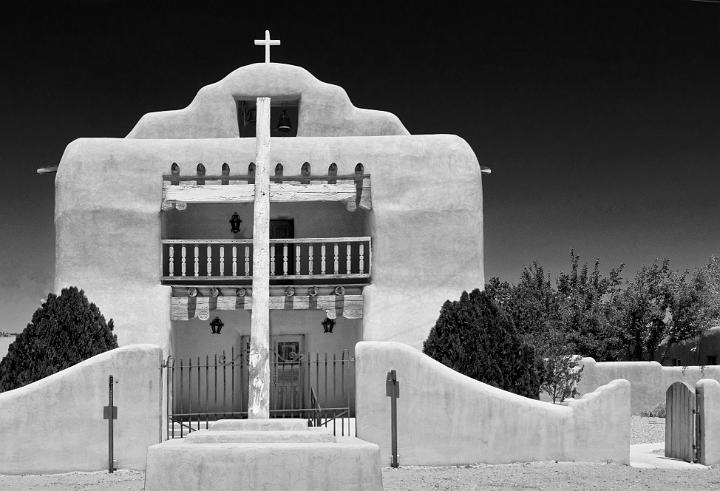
[254,30,280,63]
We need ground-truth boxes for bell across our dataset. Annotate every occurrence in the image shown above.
[276,110,292,132]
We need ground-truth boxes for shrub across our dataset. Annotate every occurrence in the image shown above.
[0,287,118,391]
[423,289,541,398]
[640,402,666,418]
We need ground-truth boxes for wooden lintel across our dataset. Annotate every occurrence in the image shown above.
[161,179,372,209]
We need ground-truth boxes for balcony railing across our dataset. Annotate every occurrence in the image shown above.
[161,237,371,283]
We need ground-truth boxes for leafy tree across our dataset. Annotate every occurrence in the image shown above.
[423,289,541,398]
[0,287,118,391]
[555,251,624,360]
[615,260,676,360]
[487,262,558,337]
[536,328,584,403]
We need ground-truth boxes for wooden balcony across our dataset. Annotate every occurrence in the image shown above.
[161,237,371,284]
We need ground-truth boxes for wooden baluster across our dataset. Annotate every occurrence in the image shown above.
[169,246,175,277]
[321,244,326,275]
[283,244,288,276]
[359,243,364,273]
[270,244,276,276]
[194,245,199,277]
[245,246,250,276]
[207,245,212,276]
[232,246,237,276]
[296,244,301,275]
[308,245,314,275]
[219,246,225,277]
[346,244,351,274]
[333,243,339,274]
[181,246,187,277]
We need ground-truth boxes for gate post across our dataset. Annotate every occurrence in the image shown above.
[696,379,720,465]
[103,375,118,473]
[386,370,399,468]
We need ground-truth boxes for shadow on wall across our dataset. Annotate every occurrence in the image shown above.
[355,341,630,466]
[0,345,162,474]
[577,357,720,414]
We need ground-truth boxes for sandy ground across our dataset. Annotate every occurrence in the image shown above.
[0,416,716,490]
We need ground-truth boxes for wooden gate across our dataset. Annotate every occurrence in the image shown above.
[665,381,697,462]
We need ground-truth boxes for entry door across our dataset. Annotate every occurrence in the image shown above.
[239,334,305,412]
[271,335,305,411]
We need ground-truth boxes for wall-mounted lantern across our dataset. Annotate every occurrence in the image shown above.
[210,317,224,335]
[321,317,335,334]
[230,212,242,234]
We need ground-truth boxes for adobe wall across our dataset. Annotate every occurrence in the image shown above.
[697,379,720,466]
[577,357,720,414]
[0,345,162,474]
[127,63,408,138]
[55,135,483,351]
[355,342,630,465]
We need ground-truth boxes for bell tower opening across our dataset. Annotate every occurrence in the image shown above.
[237,98,299,138]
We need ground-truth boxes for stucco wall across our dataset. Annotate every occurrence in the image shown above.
[164,201,369,240]
[577,357,720,414]
[56,135,483,351]
[0,345,162,474]
[355,342,630,466]
[697,379,720,465]
[172,309,360,360]
[127,63,408,138]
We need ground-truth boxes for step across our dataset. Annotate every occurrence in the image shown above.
[186,428,334,444]
[208,418,309,432]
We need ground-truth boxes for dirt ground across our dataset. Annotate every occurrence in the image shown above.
[0,465,718,491]
[0,416,715,490]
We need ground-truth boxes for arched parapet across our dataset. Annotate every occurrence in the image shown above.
[127,63,409,139]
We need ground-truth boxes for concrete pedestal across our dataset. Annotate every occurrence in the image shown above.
[144,419,382,491]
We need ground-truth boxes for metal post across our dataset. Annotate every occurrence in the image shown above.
[386,369,399,468]
[103,375,118,473]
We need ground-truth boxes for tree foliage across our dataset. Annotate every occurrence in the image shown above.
[0,287,118,392]
[423,289,541,398]
[487,252,720,363]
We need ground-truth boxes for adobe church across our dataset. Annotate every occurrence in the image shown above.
[53,36,484,415]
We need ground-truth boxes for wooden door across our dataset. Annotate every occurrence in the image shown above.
[665,381,697,462]
[271,335,305,411]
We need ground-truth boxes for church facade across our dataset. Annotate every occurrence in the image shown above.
[54,62,484,413]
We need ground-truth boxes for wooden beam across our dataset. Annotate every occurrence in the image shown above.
[162,180,371,207]
[248,96,271,420]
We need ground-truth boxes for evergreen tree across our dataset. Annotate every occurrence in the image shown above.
[423,289,541,398]
[0,287,118,391]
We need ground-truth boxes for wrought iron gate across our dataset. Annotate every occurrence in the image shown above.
[161,347,355,438]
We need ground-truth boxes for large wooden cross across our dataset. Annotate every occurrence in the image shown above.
[248,96,271,418]
[254,30,280,63]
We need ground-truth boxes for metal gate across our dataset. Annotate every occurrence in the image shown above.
[161,347,355,438]
[665,381,697,462]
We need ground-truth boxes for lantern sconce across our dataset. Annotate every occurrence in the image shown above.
[230,212,242,234]
[321,317,335,334]
[210,317,224,335]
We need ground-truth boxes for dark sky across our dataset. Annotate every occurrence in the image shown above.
[1,1,719,331]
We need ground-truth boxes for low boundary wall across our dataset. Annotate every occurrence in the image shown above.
[577,358,720,414]
[355,341,630,466]
[0,344,162,474]
[697,379,720,466]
